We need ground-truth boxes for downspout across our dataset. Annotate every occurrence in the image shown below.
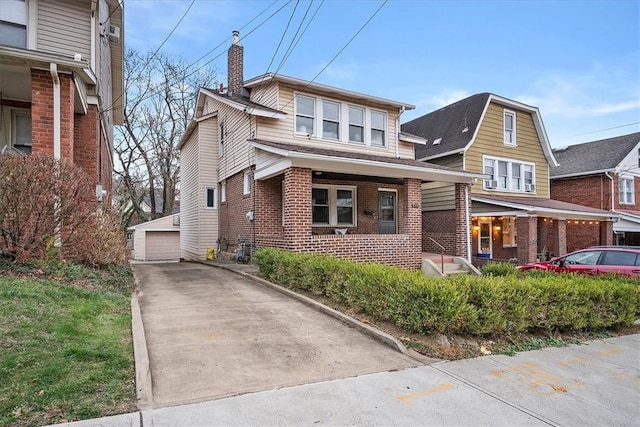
[465,184,471,262]
[605,172,615,211]
[50,63,61,247]
[90,0,97,72]
[396,106,405,158]
[50,63,60,160]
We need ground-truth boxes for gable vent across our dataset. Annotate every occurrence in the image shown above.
[433,138,442,146]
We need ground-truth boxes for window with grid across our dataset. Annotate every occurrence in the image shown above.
[619,178,635,205]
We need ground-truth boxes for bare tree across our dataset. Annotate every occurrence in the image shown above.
[114,49,219,226]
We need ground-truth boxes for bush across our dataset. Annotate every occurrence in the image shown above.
[0,155,127,267]
[254,248,640,336]
[481,261,517,276]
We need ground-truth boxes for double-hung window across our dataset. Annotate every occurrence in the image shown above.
[348,106,364,143]
[322,100,340,140]
[295,95,315,135]
[312,185,356,226]
[619,178,635,205]
[0,0,27,48]
[483,156,535,193]
[504,109,516,146]
[370,110,386,147]
[243,172,251,195]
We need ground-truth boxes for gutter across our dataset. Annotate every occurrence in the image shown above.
[605,172,615,212]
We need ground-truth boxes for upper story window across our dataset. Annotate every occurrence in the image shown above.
[504,109,516,146]
[348,106,364,143]
[370,110,386,147]
[483,155,535,193]
[295,95,315,135]
[295,92,387,148]
[243,171,251,195]
[619,177,634,205]
[322,101,340,140]
[0,0,27,48]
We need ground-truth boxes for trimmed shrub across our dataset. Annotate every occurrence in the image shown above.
[254,248,640,337]
[481,261,517,276]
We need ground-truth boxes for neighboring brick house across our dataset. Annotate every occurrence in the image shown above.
[178,31,480,269]
[0,0,124,201]
[402,93,616,265]
[551,132,640,248]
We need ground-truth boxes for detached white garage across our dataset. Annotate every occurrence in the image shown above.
[129,214,180,261]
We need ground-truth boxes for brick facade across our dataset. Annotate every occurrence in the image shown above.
[245,167,424,269]
[516,216,537,264]
[219,169,255,253]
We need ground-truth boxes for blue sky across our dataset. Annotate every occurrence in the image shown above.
[124,0,640,147]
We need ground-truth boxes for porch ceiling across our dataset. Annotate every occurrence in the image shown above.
[249,139,482,184]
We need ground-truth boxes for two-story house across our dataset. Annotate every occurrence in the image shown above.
[402,93,616,265]
[0,0,124,200]
[178,31,481,270]
[551,132,640,248]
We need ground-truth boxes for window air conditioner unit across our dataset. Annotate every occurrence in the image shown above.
[525,183,536,192]
[108,25,121,44]
[484,180,498,189]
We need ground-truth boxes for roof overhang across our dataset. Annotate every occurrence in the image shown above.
[551,169,615,180]
[417,147,465,162]
[249,141,482,184]
[399,132,427,145]
[244,73,415,110]
[614,211,640,232]
[472,196,617,221]
[200,88,286,119]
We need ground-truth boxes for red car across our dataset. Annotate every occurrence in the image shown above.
[518,246,640,277]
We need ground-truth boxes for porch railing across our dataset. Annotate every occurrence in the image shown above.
[428,237,446,273]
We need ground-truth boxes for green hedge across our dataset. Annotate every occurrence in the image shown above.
[254,248,640,336]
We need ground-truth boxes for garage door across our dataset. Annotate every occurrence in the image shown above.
[145,231,180,261]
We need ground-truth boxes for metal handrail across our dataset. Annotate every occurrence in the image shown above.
[428,237,446,273]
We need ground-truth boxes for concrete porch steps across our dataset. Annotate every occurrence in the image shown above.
[421,253,482,278]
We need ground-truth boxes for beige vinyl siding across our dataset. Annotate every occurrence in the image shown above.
[197,118,219,259]
[97,0,114,133]
[427,154,464,170]
[250,85,279,110]
[217,102,253,180]
[421,182,455,211]
[255,84,409,159]
[180,127,201,260]
[37,0,91,60]
[466,102,550,198]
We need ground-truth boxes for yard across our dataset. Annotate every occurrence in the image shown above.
[0,263,137,427]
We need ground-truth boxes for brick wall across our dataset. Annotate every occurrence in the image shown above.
[516,216,537,264]
[219,169,255,254]
[422,210,456,254]
[74,106,98,182]
[551,175,609,210]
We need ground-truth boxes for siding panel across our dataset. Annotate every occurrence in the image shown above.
[180,127,201,260]
[197,118,219,259]
[37,0,91,60]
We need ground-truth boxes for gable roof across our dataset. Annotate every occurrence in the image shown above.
[402,93,558,167]
[550,132,640,178]
[199,87,286,118]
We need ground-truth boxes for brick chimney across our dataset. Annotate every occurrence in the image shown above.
[227,30,243,96]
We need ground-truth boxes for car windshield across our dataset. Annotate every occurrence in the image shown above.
[563,250,602,265]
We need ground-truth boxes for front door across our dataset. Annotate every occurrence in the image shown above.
[478,219,492,257]
[378,191,396,234]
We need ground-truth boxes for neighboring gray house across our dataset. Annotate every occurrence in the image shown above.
[0,0,124,200]
[551,132,640,248]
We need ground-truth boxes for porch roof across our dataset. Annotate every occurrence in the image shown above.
[248,139,483,184]
[614,210,640,232]
[0,46,96,85]
[471,194,617,221]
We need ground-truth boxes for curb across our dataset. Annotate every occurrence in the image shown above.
[203,261,430,363]
[131,284,154,409]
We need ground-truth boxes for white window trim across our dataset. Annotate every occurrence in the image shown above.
[312,184,357,227]
[619,177,635,205]
[243,172,251,195]
[504,109,516,146]
[220,181,226,203]
[478,218,492,257]
[4,107,31,154]
[482,155,535,193]
[205,186,217,209]
[294,92,388,148]
[321,99,341,141]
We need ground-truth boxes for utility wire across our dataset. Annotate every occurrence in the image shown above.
[569,121,640,137]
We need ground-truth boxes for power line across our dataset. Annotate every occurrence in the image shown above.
[570,121,640,137]
[260,1,300,79]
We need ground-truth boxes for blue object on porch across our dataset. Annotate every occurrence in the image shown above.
[476,253,490,259]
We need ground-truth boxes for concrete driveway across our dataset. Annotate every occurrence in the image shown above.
[132,262,421,408]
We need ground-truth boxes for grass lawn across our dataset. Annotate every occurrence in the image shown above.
[0,265,136,427]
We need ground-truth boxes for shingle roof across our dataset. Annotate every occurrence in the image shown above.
[249,139,464,172]
[402,93,490,160]
[551,132,640,178]
[203,89,285,115]
[472,194,613,216]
